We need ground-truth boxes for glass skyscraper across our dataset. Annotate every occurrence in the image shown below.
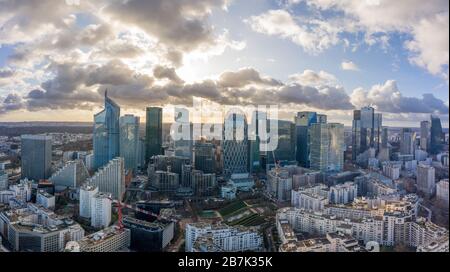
[145,107,163,165]
[310,123,345,172]
[223,112,249,177]
[352,106,382,161]
[93,91,120,170]
[295,112,317,167]
[21,135,52,181]
[430,115,444,155]
[119,114,140,172]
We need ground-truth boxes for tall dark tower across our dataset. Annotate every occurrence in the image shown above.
[145,107,163,165]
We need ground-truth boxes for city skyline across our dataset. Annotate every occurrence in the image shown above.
[0,0,448,128]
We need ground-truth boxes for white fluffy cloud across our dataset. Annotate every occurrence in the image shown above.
[252,0,449,77]
[341,60,359,71]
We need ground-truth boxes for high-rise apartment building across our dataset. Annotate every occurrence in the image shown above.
[88,157,125,200]
[21,135,52,181]
[79,184,99,218]
[93,91,120,170]
[119,114,140,172]
[90,192,112,229]
[194,143,216,174]
[50,160,90,191]
[145,107,163,165]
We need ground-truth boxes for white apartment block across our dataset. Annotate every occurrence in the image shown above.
[76,226,130,252]
[329,182,358,204]
[36,190,55,210]
[88,157,125,200]
[79,184,99,218]
[382,162,401,180]
[185,223,263,252]
[291,185,329,212]
[90,192,112,229]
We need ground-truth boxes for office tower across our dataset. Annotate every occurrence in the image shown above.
[249,110,262,173]
[436,179,449,205]
[173,109,193,160]
[310,123,345,172]
[21,135,52,181]
[145,107,163,165]
[150,169,180,194]
[430,115,444,155]
[90,192,112,229]
[381,127,389,148]
[0,170,7,190]
[88,157,125,200]
[317,114,327,124]
[79,184,99,218]
[137,138,146,169]
[93,91,120,170]
[194,143,216,174]
[123,216,175,252]
[417,164,436,197]
[119,114,140,172]
[49,160,90,191]
[420,121,430,151]
[268,120,296,164]
[295,112,318,167]
[352,107,382,161]
[400,128,416,155]
[191,170,217,197]
[222,113,249,177]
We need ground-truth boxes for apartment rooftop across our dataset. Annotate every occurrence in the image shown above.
[78,225,127,247]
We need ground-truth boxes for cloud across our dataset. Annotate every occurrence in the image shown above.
[218,67,283,88]
[245,9,341,54]
[153,65,185,85]
[289,70,338,86]
[104,0,229,52]
[350,80,449,114]
[341,60,359,71]
[0,94,25,114]
[251,0,449,77]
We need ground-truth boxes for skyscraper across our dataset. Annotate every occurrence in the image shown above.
[93,91,120,170]
[21,135,52,181]
[430,115,444,155]
[400,128,416,156]
[223,112,249,177]
[310,123,345,172]
[194,142,216,174]
[295,112,318,167]
[417,164,436,197]
[420,121,430,151]
[352,106,382,161]
[120,114,140,172]
[145,107,163,165]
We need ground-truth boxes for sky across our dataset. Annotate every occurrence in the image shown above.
[0,0,448,127]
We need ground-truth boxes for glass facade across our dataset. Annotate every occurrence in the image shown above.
[430,115,444,155]
[352,107,382,160]
[120,114,140,172]
[310,123,344,172]
[223,113,249,177]
[295,112,318,167]
[21,135,52,181]
[93,92,120,170]
[145,107,163,165]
